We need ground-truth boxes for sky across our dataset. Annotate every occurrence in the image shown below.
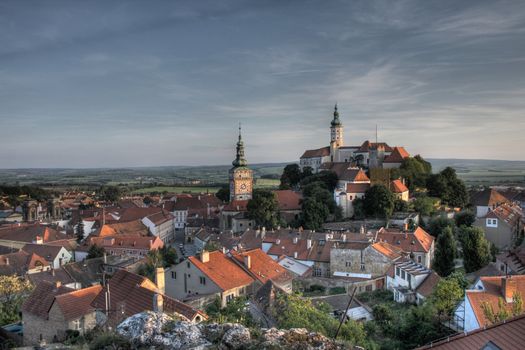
[1,0,524,168]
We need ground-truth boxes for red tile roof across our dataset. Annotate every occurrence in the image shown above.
[356,140,393,153]
[415,272,441,297]
[346,183,370,194]
[188,251,254,291]
[231,249,291,284]
[383,147,410,163]
[470,188,509,207]
[223,200,249,212]
[273,190,302,211]
[377,226,434,253]
[0,250,49,275]
[320,163,370,182]
[22,282,73,319]
[144,210,174,225]
[371,241,404,260]
[22,244,64,262]
[391,179,409,193]
[0,224,65,243]
[417,314,525,350]
[485,203,523,227]
[89,235,164,250]
[301,146,330,158]
[91,269,204,324]
[96,220,149,237]
[466,275,525,328]
[55,285,102,321]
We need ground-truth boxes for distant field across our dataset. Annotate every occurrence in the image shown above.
[2,159,525,189]
[131,186,220,194]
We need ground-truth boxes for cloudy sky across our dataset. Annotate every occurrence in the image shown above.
[1,0,524,168]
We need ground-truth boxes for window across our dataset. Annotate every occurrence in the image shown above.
[187,262,190,269]
[345,261,351,267]
[313,266,322,277]
[365,285,373,292]
[72,319,80,330]
[226,294,234,302]
[360,263,365,271]
[171,271,176,279]
[486,218,498,228]
[199,276,206,285]
[401,270,406,280]
[396,267,400,276]
[407,274,411,284]
[417,256,422,264]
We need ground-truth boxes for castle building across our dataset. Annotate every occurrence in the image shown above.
[229,125,253,202]
[299,105,410,172]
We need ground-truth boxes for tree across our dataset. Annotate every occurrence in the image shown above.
[300,197,329,231]
[363,185,395,219]
[426,216,454,237]
[459,226,492,273]
[394,199,409,212]
[352,197,366,220]
[0,275,33,325]
[427,167,469,208]
[159,245,178,266]
[300,171,338,192]
[431,277,463,318]
[76,217,85,243]
[454,210,476,227]
[412,196,436,217]
[247,189,281,229]
[433,227,457,277]
[87,244,105,259]
[280,164,303,190]
[143,196,153,206]
[99,186,121,203]
[215,186,230,202]
[398,156,432,191]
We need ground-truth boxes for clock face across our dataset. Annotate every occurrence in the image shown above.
[240,183,247,190]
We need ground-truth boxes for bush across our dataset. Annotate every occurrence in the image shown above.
[329,287,346,295]
[89,332,131,350]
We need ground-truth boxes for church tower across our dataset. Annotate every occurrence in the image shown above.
[229,125,253,202]
[330,104,344,162]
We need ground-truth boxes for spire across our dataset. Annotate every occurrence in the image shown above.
[232,124,248,167]
[331,103,342,127]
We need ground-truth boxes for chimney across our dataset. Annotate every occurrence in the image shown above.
[51,268,55,276]
[201,250,210,263]
[342,234,346,242]
[403,223,409,232]
[276,239,281,245]
[502,276,518,303]
[307,239,312,249]
[293,236,298,244]
[261,227,266,240]
[153,293,164,313]
[255,229,260,238]
[103,252,107,264]
[55,281,61,289]
[155,267,165,295]
[244,255,251,269]
[4,257,9,265]
[360,225,365,235]
[294,251,298,259]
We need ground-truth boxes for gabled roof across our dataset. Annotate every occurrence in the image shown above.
[89,235,163,250]
[466,276,525,328]
[188,251,254,291]
[96,220,149,237]
[300,146,330,159]
[273,190,302,211]
[470,188,509,207]
[231,248,291,284]
[55,285,102,321]
[0,250,49,275]
[415,272,441,297]
[0,224,65,243]
[22,243,64,262]
[320,163,370,182]
[355,140,393,153]
[91,269,203,323]
[376,226,434,253]
[417,314,525,350]
[383,147,410,163]
[22,282,73,319]
[144,210,174,226]
[371,241,404,260]
[391,179,409,193]
[485,203,523,227]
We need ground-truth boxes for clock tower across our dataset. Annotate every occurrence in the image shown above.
[229,124,253,202]
[330,104,344,162]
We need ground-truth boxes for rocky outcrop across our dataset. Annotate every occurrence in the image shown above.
[116,311,352,349]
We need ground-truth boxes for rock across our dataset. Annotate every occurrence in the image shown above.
[219,324,251,349]
[116,311,349,350]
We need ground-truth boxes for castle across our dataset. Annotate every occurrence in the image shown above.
[299,105,410,173]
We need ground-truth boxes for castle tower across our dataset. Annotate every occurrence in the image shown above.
[229,124,253,202]
[330,104,344,162]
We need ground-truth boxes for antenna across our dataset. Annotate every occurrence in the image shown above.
[375,124,378,144]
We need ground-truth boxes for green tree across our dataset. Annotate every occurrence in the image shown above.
[215,186,230,202]
[426,216,454,237]
[279,164,303,190]
[398,303,445,349]
[0,275,33,325]
[398,155,432,191]
[455,210,476,227]
[427,167,469,208]
[433,227,457,277]
[459,226,491,273]
[159,245,178,266]
[87,244,105,259]
[363,184,395,219]
[394,199,409,212]
[99,186,121,203]
[247,189,281,229]
[300,171,338,192]
[300,197,330,231]
[431,277,463,317]
[412,196,437,217]
[352,197,366,220]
